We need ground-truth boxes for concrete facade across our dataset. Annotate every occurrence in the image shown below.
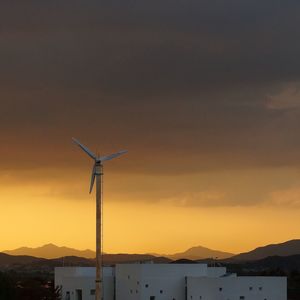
[55,264,287,300]
[55,267,114,300]
[187,276,287,300]
[115,264,213,300]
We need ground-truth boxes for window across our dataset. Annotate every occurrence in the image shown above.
[160,290,163,294]
[145,284,149,288]
[219,288,223,291]
[128,275,130,279]
[249,287,253,291]
[90,289,95,295]
[130,289,133,294]
[259,287,263,291]
[239,297,245,300]
[137,281,140,285]
[150,297,155,300]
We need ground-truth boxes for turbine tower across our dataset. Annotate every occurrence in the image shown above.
[72,138,127,300]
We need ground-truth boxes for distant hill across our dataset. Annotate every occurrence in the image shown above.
[230,240,300,261]
[0,253,44,267]
[0,252,170,272]
[0,254,95,272]
[165,246,234,260]
[6,240,300,262]
[170,258,198,264]
[3,243,95,259]
[102,254,171,265]
[247,254,300,272]
[3,243,233,261]
[3,244,300,274]
[222,254,300,275]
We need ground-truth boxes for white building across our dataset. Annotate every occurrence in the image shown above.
[55,264,286,300]
[187,276,286,300]
[55,267,114,300]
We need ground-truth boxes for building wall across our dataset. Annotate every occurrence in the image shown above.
[206,267,227,278]
[55,267,114,300]
[187,276,287,300]
[115,264,208,300]
[55,265,287,300]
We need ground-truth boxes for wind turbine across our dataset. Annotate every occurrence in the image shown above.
[72,138,127,300]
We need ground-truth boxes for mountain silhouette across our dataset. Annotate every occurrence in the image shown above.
[3,240,300,272]
[162,246,234,260]
[245,254,300,272]
[229,240,300,261]
[1,244,171,265]
[6,240,300,262]
[3,243,234,260]
[0,253,43,266]
[3,243,95,259]
[0,253,170,271]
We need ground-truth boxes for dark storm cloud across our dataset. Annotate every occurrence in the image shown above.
[1,0,300,90]
[1,0,300,174]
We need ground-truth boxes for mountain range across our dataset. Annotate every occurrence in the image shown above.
[3,243,95,259]
[3,239,300,262]
[3,243,235,260]
[0,253,170,272]
[162,246,234,260]
[229,240,300,261]
[2,251,300,274]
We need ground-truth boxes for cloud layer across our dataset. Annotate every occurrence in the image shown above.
[1,0,300,207]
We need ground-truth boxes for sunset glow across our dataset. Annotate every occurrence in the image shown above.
[1,1,300,256]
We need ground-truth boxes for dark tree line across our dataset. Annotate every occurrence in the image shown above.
[0,271,61,300]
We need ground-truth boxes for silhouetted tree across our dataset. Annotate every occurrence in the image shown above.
[0,272,15,300]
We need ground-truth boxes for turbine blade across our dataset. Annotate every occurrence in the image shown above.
[72,138,96,160]
[89,164,96,194]
[99,150,128,162]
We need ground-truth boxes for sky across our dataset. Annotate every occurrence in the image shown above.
[1,0,300,255]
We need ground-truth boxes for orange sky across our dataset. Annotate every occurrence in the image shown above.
[1,165,300,254]
[1,1,300,255]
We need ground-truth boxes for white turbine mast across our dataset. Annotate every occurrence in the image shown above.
[72,137,127,300]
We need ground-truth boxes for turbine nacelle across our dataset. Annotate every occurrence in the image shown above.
[72,137,128,193]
